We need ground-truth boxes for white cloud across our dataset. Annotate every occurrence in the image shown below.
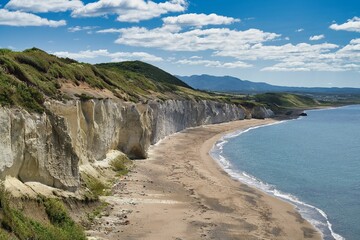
[111,52,164,62]
[215,42,338,61]
[176,59,252,68]
[296,28,304,32]
[261,62,350,72]
[330,17,360,32]
[0,9,66,27]
[261,39,360,72]
[97,28,123,34]
[97,18,360,73]
[68,25,98,32]
[5,0,83,13]
[114,26,280,51]
[72,0,187,22]
[261,66,310,72]
[309,34,325,41]
[53,49,163,62]
[163,13,239,27]
[336,38,360,59]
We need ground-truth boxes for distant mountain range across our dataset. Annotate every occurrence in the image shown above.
[177,74,360,94]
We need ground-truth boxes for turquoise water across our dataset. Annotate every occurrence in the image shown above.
[211,105,360,240]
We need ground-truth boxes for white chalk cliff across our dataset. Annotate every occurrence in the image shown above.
[0,99,250,191]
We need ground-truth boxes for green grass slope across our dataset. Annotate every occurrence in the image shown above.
[96,61,191,88]
[0,48,323,115]
[254,92,319,113]
[0,48,216,113]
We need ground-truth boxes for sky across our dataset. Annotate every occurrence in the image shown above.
[1,0,360,87]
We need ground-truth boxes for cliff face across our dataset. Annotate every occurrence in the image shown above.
[0,99,245,191]
[251,106,275,119]
[0,108,79,191]
[148,100,245,144]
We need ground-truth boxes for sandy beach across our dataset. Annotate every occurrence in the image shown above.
[87,119,322,240]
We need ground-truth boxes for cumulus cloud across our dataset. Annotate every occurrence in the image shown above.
[330,17,360,32]
[0,9,66,27]
[163,13,239,27]
[176,59,252,68]
[261,62,350,72]
[114,26,280,51]
[309,34,325,41]
[216,42,338,61]
[336,38,360,59]
[212,38,360,72]
[53,49,163,62]
[296,28,304,32]
[72,0,187,22]
[96,15,360,73]
[98,12,275,53]
[5,0,83,13]
[261,39,360,72]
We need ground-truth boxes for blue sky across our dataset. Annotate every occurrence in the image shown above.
[1,0,360,87]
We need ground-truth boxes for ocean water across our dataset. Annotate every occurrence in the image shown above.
[211,105,360,240]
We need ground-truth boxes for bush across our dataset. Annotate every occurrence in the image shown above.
[0,49,13,55]
[16,54,49,73]
[0,72,44,113]
[0,228,13,240]
[43,198,86,240]
[0,56,34,86]
[81,174,109,197]
[44,199,72,226]
[16,85,45,113]
[75,93,93,101]
[110,155,132,176]
[0,185,86,240]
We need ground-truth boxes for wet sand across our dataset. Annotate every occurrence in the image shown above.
[87,119,322,240]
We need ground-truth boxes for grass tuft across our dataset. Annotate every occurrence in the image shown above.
[81,174,109,197]
[110,155,133,176]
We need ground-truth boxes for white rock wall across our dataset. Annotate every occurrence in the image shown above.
[0,99,246,191]
[0,108,79,191]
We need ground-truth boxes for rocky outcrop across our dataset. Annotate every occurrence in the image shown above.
[251,106,275,119]
[148,100,244,144]
[0,108,79,191]
[0,99,247,191]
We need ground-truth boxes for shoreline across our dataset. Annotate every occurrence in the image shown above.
[210,119,335,239]
[87,119,322,240]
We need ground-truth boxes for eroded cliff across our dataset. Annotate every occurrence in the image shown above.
[0,99,247,191]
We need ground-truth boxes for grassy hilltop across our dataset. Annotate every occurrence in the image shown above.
[0,48,237,113]
[0,48,323,114]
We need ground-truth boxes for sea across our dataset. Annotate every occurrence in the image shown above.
[210,105,360,240]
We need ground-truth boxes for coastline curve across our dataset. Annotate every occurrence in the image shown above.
[210,121,344,240]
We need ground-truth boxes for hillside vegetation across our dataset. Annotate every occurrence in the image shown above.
[0,48,230,113]
[0,185,86,240]
[96,61,191,88]
[0,48,324,114]
[255,93,320,112]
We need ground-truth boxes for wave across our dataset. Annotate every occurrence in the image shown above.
[210,122,344,240]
